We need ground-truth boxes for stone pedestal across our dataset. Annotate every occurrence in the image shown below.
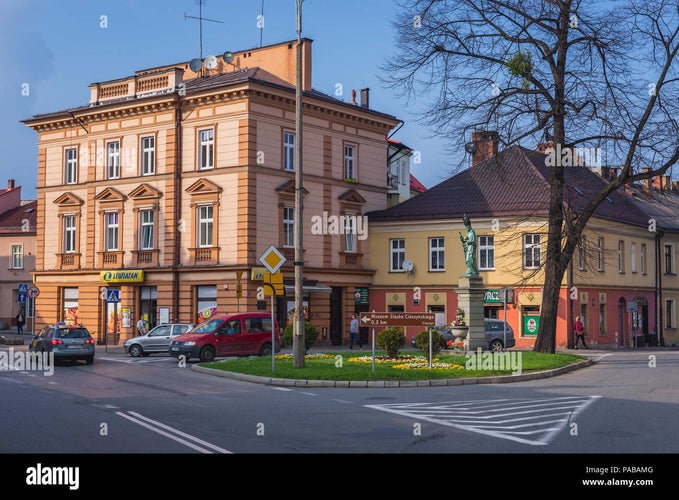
[457,275,486,351]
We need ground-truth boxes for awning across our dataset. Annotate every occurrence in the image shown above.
[284,285,333,295]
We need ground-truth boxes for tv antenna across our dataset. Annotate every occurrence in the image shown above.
[185,0,224,75]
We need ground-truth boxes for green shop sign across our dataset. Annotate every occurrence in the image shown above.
[523,315,540,336]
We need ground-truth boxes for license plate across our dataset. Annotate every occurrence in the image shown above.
[170,347,178,351]
[68,345,83,349]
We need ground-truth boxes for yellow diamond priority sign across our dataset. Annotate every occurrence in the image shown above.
[259,245,286,274]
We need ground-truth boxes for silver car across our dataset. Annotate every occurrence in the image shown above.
[124,323,195,357]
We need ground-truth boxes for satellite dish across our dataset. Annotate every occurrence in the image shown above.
[223,51,234,63]
[402,259,414,272]
[465,141,477,154]
[205,55,218,70]
[189,58,202,72]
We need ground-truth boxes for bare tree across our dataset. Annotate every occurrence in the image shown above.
[382,0,679,353]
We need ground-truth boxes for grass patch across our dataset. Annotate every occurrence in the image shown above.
[200,350,586,381]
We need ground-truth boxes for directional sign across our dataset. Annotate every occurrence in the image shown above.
[259,245,286,274]
[17,292,26,303]
[106,289,120,303]
[28,287,40,299]
[359,312,436,328]
[18,283,28,293]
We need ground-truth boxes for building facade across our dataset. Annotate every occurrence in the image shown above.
[23,39,399,346]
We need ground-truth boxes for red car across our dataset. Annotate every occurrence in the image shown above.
[169,312,282,362]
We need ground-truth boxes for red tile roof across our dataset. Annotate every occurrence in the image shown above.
[409,174,427,193]
[0,200,37,233]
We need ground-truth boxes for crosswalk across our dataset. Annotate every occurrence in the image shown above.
[365,395,601,445]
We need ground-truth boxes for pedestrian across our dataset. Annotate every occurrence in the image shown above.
[349,313,362,349]
[573,316,587,349]
[136,318,146,336]
[15,311,25,335]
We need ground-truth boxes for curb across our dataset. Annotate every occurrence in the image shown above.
[191,357,594,388]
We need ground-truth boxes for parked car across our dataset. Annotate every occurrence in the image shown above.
[124,323,195,357]
[29,323,95,365]
[169,312,282,362]
[412,319,515,351]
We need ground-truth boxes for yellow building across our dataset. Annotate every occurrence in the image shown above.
[22,39,399,346]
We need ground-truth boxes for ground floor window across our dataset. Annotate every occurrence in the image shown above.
[140,286,157,329]
[63,287,79,324]
[196,285,217,324]
[484,306,499,319]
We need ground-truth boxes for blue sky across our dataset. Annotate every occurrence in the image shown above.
[0,0,456,200]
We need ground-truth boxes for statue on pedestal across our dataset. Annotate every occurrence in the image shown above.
[458,214,478,276]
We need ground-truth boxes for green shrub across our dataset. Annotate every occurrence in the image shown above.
[282,321,319,352]
[414,330,443,359]
[376,327,405,358]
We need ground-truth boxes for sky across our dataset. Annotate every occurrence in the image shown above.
[0,0,459,201]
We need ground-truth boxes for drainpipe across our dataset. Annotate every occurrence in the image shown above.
[655,230,665,346]
[568,256,574,349]
[173,90,183,322]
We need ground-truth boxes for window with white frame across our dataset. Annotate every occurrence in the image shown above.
[618,240,625,273]
[344,215,356,253]
[429,237,445,271]
[665,244,674,274]
[390,238,405,272]
[344,144,356,180]
[199,129,214,170]
[63,215,76,253]
[597,237,604,271]
[631,242,637,273]
[283,131,295,172]
[478,235,495,270]
[65,148,77,184]
[139,209,154,250]
[11,244,23,269]
[283,207,294,248]
[107,141,120,179]
[666,298,675,329]
[141,136,155,175]
[105,212,119,251]
[641,243,647,274]
[523,234,541,269]
[197,205,213,247]
[578,237,585,270]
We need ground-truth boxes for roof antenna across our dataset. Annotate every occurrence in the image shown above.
[259,0,265,47]
[185,0,223,76]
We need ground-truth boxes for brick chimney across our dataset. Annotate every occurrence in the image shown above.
[7,179,15,189]
[641,167,651,191]
[471,130,499,166]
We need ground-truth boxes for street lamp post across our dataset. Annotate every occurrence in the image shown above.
[293,0,305,368]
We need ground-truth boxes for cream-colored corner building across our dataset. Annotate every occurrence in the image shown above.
[23,39,399,346]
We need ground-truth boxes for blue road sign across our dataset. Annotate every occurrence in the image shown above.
[18,292,26,303]
[18,283,28,293]
[106,290,120,303]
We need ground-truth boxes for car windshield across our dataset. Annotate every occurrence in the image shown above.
[190,319,224,334]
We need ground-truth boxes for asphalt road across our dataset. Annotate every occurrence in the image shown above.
[1,343,674,493]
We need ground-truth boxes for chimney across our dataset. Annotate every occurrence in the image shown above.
[351,89,357,105]
[641,167,651,191]
[471,130,499,166]
[7,179,15,189]
[360,88,370,108]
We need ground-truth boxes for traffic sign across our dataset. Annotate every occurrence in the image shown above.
[106,289,120,303]
[263,272,285,296]
[18,283,28,293]
[359,312,436,327]
[28,286,40,299]
[17,292,26,303]
[259,245,286,274]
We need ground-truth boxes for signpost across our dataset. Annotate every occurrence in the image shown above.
[360,312,437,371]
[106,289,120,351]
[259,245,286,372]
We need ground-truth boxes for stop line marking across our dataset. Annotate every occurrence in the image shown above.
[365,395,601,445]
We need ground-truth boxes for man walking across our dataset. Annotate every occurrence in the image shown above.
[349,313,362,349]
[16,311,25,335]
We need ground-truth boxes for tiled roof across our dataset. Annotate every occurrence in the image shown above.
[409,174,427,193]
[0,200,37,233]
[368,145,649,228]
[624,184,679,233]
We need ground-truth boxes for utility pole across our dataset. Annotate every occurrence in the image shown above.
[293,0,305,368]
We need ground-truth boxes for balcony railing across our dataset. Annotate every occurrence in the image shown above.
[58,253,81,270]
[98,251,125,268]
[188,247,220,265]
[132,249,160,267]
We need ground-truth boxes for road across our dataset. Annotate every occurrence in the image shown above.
[1,345,674,491]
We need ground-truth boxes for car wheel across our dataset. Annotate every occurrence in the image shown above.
[489,339,504,352]
[129,344,143,357]
[259,343,273,357]
[85,356,94,365]
[199,346,216,362]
